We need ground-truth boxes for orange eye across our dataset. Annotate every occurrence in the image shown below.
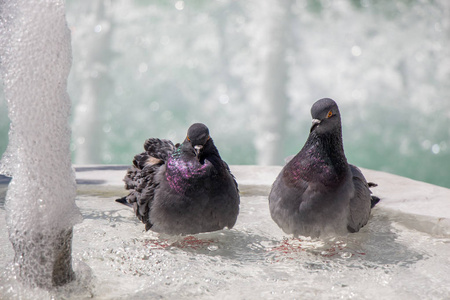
[327,110,333,118]
[187,136,191,141]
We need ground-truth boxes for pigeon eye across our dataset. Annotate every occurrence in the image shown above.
[187,136,191,142]
[327,111,333,118]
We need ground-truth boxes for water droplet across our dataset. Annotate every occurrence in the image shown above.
[138,63,148,73]
[162,111,173,121]
[94,24,102,33]
[103,153,112,163]
[167,130,177,141]
[149,101,160,112]
[351,45,362,57]
[103,124,111,134]
[431,144,440,154]
[361,0,370,7]
[175,1,184,10]
[422,139,431,150]
[207,245,218,251]
[219,94,229,104]
[38,198,45,210]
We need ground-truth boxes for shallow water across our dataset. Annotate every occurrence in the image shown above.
[1,184,449,300]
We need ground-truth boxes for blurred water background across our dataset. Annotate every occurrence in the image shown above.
[0,0,449,188]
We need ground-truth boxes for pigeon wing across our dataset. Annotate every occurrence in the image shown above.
[118,138,175,230]
[144,138,175,161]
[222,161,240,229]
[347,164,372,233]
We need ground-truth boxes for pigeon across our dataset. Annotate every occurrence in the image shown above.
[269,98,379,238]
[117,123,240,235]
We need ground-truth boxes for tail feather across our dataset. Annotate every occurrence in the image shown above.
[115,196,133,208]
[117,137,175,231]
[370,196,380,208]
[133,153,151,169]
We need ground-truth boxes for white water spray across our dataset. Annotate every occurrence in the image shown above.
[0,0,82,289]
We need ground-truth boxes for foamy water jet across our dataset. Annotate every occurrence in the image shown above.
[0,0,82,289]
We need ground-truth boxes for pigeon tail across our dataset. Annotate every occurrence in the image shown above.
[370,195,380,208]
[116,196,133,207]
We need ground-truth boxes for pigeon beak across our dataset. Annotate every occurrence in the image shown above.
[310,119,321,132]
[194,145,203,158]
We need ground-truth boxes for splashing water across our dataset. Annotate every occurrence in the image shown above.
[1,166,450,299]
[0,0,82,289]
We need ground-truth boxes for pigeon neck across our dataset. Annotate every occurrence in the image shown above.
[200,140,222,169]
[306,127,348,174]
[180,139,222,169]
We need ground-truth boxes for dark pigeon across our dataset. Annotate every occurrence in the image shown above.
[117,123,240,235]
[269,98,379,238]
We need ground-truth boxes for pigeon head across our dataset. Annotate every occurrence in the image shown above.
[186,123,212,159]
[310,98,341,134]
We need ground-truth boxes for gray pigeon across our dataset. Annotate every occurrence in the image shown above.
[269,98,379,238]
[117,123,240,235]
